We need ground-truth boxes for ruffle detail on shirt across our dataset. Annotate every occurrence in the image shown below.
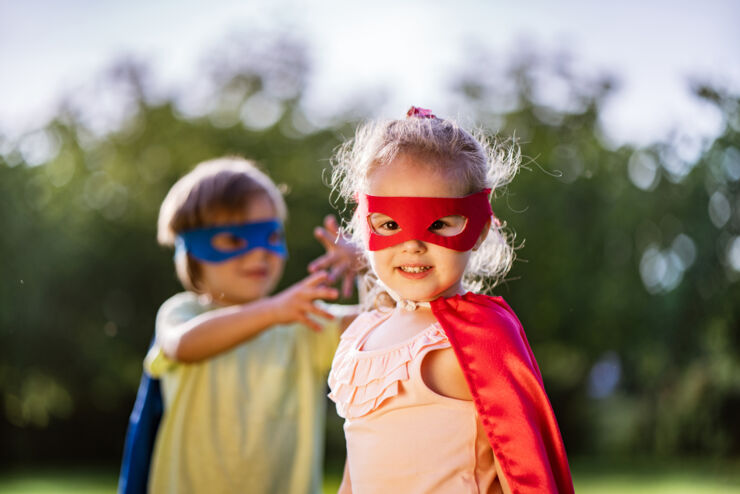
[328,323,449,419]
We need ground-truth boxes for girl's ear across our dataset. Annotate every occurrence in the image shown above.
[472,219,491,251]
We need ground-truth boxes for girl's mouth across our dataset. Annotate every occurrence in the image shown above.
[399,265,431,273]
[396,265,433,278]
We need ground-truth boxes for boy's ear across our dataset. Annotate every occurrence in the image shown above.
[472,219,491,251]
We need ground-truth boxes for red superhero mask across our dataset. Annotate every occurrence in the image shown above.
[358,189,493,252]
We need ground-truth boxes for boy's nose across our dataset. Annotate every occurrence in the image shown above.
[238,247,268,261]
[241,246,285,262]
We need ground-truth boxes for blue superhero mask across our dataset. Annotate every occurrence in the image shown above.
[175,220,288,263]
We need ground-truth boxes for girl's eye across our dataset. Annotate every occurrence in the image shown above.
[428,215,467,237]
[368,213,401,236]
[211,233,247,251]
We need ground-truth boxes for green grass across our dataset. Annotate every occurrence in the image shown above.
[571,457,740,494]
[0,468,117,494]
[0,458,738,493]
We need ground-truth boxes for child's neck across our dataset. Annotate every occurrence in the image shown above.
[362,305,438,352]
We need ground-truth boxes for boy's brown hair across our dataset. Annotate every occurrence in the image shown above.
[157,157,287,291]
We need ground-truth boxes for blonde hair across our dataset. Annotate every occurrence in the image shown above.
[329,113,521,297]
[157,156,287,291]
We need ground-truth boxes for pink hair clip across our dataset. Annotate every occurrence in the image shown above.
[406,106,436,119]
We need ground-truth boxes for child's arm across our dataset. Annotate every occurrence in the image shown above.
[420,346,472,400]
[159,271,338,363]
[309,215,363,298]
[423,347,513,493]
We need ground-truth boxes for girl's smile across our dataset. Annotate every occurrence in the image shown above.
[396,264,432,276]
[396,263,434,280]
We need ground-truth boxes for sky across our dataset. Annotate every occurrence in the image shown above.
[1,0,739,148]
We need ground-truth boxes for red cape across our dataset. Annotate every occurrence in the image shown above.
[431,293,574,494]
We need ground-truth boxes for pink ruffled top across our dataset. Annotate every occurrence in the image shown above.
[328,310,449,419]
[328,310,502,493]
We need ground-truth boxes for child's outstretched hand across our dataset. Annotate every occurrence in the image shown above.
[309,214,361,298]
[269,271,339,331]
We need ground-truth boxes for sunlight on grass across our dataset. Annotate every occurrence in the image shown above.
[575,475,740,494]
[0,469,115,494]
[1,458,739,494]
[572,458,740,494]
[321,458,740,494]
[322,476,341,494]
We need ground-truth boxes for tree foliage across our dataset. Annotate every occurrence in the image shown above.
[1,36,738,464]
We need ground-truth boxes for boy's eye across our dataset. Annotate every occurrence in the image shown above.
[428,215,467,237]
[211,233,247,251]
[268,230,284,246]
[368,213,401,236]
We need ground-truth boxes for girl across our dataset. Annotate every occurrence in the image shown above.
[121,157,355,494]
[327,108,574,493]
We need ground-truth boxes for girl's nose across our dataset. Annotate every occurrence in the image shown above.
[401,239,426,253]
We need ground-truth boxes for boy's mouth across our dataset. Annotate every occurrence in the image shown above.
[240,267,269,277]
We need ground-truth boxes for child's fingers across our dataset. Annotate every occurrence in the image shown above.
[341,273,355,298]
[311,252,345,274]
[313,225,338,250]
[298,314,323,332]
[305,302,335,321]
[301,270,331,287]
[323,214,340,235]
[328,261,347,283]
[308,253,332,273]
[307,284,339,301]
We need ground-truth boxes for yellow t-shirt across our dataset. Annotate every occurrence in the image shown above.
[144,292,343,494]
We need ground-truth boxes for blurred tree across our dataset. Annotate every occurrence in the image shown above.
[452,48,740,456]
[0,35,737,467]
[0,33,356,464]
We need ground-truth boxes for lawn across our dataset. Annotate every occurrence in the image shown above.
[1,458,738,493]
[570,457,740,494]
